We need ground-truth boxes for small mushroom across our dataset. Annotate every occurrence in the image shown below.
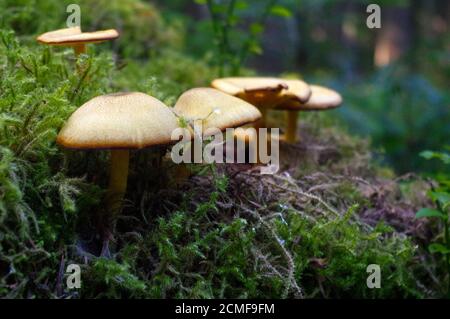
[276,85,343,143]
[56,92,179,254]
[174,88,262,131]
[37,26,119,55]
[173,88,261,165]
[211,77,311,130]
[211,77,289,129]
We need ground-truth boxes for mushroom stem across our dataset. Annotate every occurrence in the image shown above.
[172,164,192,186]
[73,43,86,56]
[285,110,299,143]
[107,150,129,220]
[254,108,268,130]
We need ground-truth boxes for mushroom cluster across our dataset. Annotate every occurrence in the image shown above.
[43,24,343,256]
[211,77,342,143]
[57,89,261,255]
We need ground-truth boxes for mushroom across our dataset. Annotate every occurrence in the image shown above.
[173,88,261,164]
[37,26,119,55]
[211,77,290,129]
[277,79,313,105]
[174,88,262,131]
[211,77,311,156]
[275,85,343,143]
[56,92,179,254]
[211,77,311,130]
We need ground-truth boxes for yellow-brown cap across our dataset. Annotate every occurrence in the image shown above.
[37,26,119,45]
[57,92,179,150]
[174,88,262,132]
[276,85,343,111]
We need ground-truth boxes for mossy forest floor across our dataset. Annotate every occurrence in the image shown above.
[0,30,443,299]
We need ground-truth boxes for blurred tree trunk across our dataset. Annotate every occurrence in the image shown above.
[339,2,359,80]
[374,6,412,67]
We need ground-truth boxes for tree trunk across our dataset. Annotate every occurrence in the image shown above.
[374,6,412,67]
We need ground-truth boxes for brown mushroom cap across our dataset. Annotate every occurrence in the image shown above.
[173,88,262,132]
[57,92,179,149]
[37,26,119,45]
[275,85,343,111]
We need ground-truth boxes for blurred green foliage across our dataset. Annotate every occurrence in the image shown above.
[339,66,450,173]
[294,0,449,174]
[194,0,294,75]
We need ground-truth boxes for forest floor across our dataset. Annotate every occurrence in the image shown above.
[68,119,437,298]
[0,31,442,298]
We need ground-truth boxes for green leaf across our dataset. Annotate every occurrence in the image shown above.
[235,0,248,10]
[250,22,264,35]
[429,243,450,255]
[428,191,450,208]
[249,42,263,55]
[420,150,450,165]
[178,117,188,128]
[194,0,207,4]
[415,208,446,219]
[229,16,238,26]
[211,3,226,14]
[270,5,292,18]
[420,150,435,160]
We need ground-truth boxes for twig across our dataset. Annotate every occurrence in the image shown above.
[270,174,340,217]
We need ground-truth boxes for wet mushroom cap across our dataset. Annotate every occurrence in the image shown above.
[275,85,343,111]
[37,26,119,45]
[57,92,179,149]
[173,88,262,132]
